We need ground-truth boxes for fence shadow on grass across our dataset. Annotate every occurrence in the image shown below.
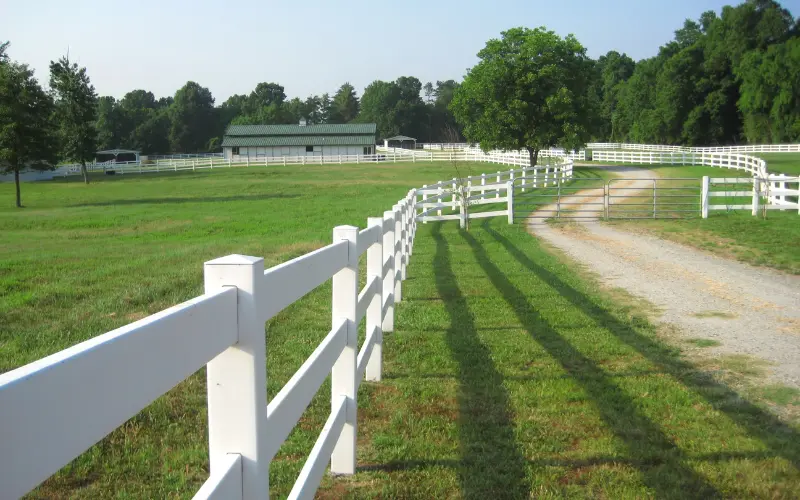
[462,227,720,498]
[481,221,800,470]
[430,223,530,499]
[70,193,301,208]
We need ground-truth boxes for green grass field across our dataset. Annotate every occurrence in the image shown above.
[753,153,800,176]
[2,163,799,498]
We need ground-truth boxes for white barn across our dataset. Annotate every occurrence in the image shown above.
[221,123,377,160]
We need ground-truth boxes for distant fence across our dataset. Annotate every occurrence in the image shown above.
[587,142,800,154]
[52,149,571,177]
[592,150,770,177]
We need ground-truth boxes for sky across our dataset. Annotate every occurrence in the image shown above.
[2,0,799,103]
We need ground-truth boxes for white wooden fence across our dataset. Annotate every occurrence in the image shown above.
[701,175,800,217]
[0,190,419,499]
[592,150,799,216]
[588,143,800,154]
[415,160,574,226]
[54,149,572,178]
[591,150,770,177]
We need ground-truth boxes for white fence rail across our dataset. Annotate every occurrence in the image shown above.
[588,142,800,154]
[0,190,419,498]
[415,159,574,225]
[591,150,769,177]
[53,149,572,178]
[701,175,800,217]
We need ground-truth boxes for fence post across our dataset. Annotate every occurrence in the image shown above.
[437,183,443,217]
[452,178,457,210]
[407,191,415,258]
[330,226,358,475]
[203,255,268,499]
[210,157,213,169]
[521,168,526,192]
[400,202,408,280]
[382,210,395,333]
[481,174,486,199]
[507,181,514,224]
[701,176,709,219]
[393,205,403,302]
[421,185,428,224]
[366,217,383,382]
[752,178,760,217]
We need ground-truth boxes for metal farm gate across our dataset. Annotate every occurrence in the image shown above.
[511,176,705,220]
[606,178,702,219]
[513,177,608,220]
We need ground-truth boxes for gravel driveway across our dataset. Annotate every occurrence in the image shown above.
[529,166,800,387]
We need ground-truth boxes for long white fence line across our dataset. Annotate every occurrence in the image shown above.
[0,189,419,499]
[591,150,770,177]
[52,149,572,179]
[588,142,800,154]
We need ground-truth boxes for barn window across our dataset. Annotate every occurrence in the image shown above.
[363,147,371,155]
[232,146,240,155]
[306,145,314,152]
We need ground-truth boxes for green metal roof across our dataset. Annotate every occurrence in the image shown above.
[221,135,376,147]
[225,123,376,136]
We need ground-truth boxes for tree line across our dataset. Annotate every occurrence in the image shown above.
[592,0,799,145]
[93,77,462,156]
[1,0,798,207]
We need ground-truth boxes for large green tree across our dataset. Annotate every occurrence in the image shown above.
[0,61,56,207]
[50,56,98,184]
[169,81,216,153]
[451,27,596,166]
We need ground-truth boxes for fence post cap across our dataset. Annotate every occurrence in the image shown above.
[204,254,263,266]
[333,225,358,235]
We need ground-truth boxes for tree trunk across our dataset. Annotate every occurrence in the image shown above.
[14,169,21,208]
[81,160,89,184]
[527,147,539,167]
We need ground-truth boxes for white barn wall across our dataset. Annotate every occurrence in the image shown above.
[224,146,373,160]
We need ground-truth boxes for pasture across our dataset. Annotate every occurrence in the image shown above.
[1,162,799,498]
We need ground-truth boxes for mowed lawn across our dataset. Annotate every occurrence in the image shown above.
[603,163,800,274]
[1,163,798,498]
[752,153,800,176]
